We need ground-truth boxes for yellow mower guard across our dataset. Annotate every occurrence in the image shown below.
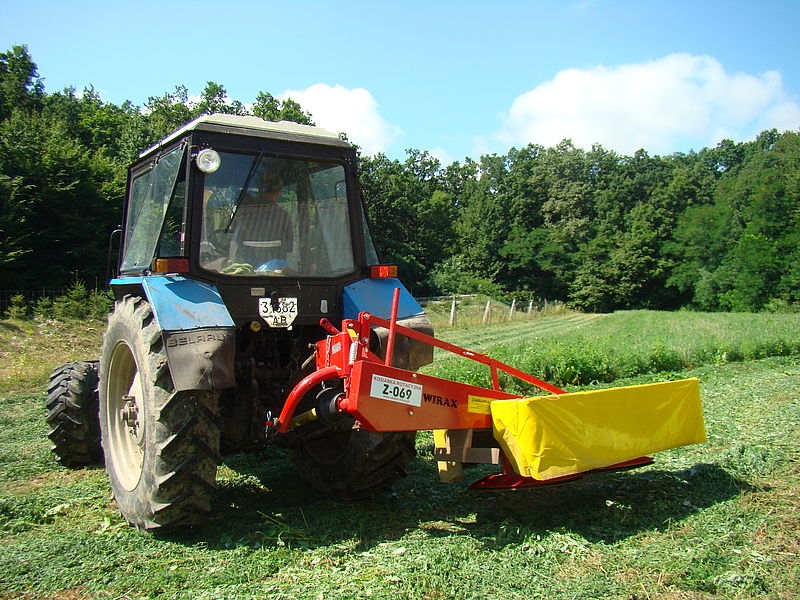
[491,378,705,480]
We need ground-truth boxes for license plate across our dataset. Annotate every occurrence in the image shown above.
[258,297,298,328]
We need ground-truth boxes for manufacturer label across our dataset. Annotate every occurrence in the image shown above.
[370,374,423,407]
[165,329,232,347]
[258,297,298,328]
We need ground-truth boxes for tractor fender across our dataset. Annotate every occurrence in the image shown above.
[110,276,236,391]
[343,278,434,371]
[342,277,424,321]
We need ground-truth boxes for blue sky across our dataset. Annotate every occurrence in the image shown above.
[3,0,799,163]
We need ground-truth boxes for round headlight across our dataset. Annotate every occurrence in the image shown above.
[196,148,221,173]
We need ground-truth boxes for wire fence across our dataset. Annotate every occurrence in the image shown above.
[418,295,567,328]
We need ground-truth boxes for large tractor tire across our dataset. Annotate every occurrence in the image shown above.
[98,296,220,530]
[46,361,103,467]
[292,429,416,498]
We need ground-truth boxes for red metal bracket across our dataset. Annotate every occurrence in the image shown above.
[276,288,568,435]
[359,292,566,397]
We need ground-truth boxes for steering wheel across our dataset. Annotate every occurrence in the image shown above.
[256,259,291,274]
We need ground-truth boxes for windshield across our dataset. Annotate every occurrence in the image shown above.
[199,152,355,277]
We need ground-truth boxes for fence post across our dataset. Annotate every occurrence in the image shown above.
[509,299,516,320]
[482,300,491,324]
[528,299,534,316]
[449,295,457,327]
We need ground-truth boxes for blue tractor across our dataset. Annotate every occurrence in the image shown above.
[46,114,433,529]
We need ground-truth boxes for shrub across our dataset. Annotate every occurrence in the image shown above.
[762,298,800,313]
[4,295,29,320]
[33,296,54,319]
[31,281,112,321]
[86,288,113,319]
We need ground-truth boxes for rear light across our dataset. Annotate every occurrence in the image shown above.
[370,264,398,278]
[153,257,190,274]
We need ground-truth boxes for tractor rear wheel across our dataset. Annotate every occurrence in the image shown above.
[99,296,220,529]
[292,429,416,498]
[46,361,103,466]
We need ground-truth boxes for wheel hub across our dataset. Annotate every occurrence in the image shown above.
[120,394,141,441]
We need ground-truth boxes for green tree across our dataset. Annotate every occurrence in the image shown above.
[0,44,44,120]
[499,141,616,297]
[667,132,800,311]
[359,150,455,292]
[144,85,194,141]
[252,92,313,125]
[0,171,32,269]
[194,81,247,117]
[0,111,119,289]
[454,153,513,283]
[4,44,800,314]
[43,86,137,163]
[665,201,734,310]
[717,132,800,310]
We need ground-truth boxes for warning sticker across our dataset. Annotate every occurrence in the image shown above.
[370,374,423,407]
[467,395,494,415]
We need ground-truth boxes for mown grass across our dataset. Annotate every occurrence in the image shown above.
[0,311,799,599]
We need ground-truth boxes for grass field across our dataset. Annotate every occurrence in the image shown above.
[0,311,798,599]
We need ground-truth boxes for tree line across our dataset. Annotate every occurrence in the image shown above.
[1,44,798,313]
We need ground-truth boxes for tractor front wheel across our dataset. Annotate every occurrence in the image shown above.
[99,296,220,529]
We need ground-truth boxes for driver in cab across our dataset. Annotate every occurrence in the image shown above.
[229,171,293,272]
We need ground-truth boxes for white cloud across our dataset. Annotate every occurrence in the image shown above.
[280,84,402,155]
[494,53,800,155]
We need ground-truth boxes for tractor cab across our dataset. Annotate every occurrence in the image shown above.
[121,116,376,281]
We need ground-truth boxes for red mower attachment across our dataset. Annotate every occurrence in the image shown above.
[275,289,706,490]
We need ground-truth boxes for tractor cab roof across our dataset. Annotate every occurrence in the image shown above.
[139,113,350,158]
